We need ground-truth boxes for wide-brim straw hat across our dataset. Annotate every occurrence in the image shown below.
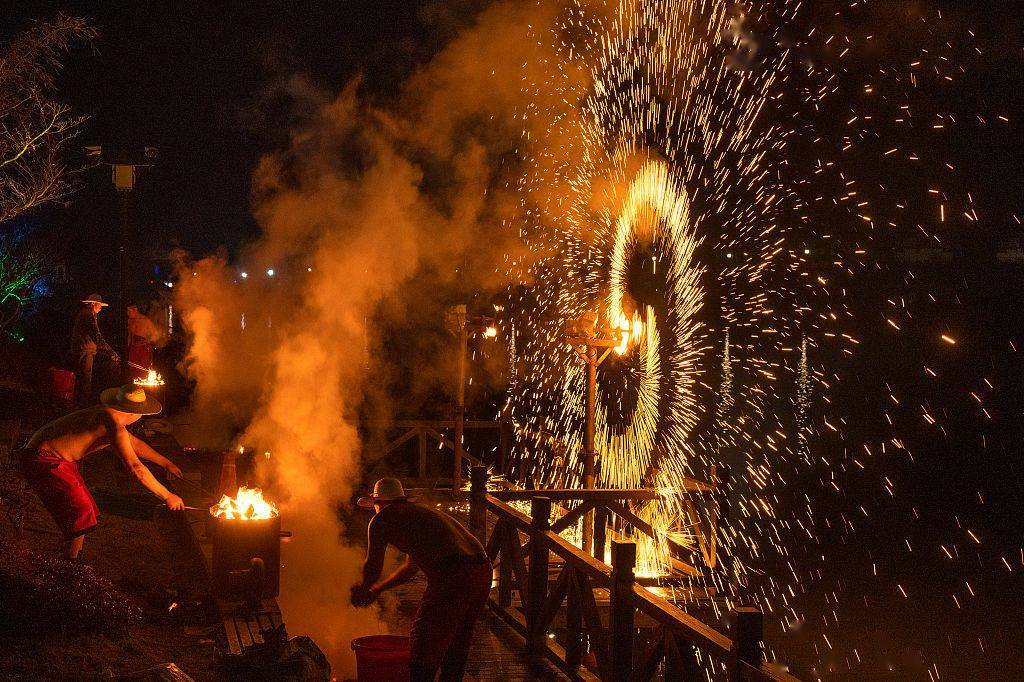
[357,477,415,508]
[101,384,162,415]
[82,293,109,306]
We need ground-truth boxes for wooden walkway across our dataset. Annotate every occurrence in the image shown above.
[387,571,568,681]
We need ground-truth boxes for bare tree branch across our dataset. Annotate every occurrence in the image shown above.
[0,15,95,228]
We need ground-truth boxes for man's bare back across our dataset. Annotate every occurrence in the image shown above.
[20,385,185,558]
[27,406,120,462]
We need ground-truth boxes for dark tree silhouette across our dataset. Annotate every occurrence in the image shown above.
[0,15,95,225]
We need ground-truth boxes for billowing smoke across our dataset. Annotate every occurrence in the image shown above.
[172,0,587,675]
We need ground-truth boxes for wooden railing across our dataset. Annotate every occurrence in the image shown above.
[362,418,511,480]
[485,466,730,580]
[468,468,800,681]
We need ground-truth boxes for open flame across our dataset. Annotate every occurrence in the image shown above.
[211,486,279,520]
[613,311,643,355]
[134,369,165,387]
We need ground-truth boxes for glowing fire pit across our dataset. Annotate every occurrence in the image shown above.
[133,369,165,388]
[209,486,283,600]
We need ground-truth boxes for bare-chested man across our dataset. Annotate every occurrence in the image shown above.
[18,384,184,559]
[351,477,491,682]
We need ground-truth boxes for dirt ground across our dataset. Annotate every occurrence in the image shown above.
[0,438,224,682]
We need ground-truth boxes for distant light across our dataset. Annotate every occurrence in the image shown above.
[307,267,313,272]
[804,248,811,255]
[164,281,173,288]
[240,271,248,279]
[726,252,733,259]
[266,268,275,277]
[484,326,498,338]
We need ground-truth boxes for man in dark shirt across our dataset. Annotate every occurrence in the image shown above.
[71,293,118,405]
[351,478,491,681]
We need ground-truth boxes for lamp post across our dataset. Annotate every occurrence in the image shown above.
[447,304,498,496]
[85,145,157,380]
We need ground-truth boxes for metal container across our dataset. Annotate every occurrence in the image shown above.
[209,512,282,600]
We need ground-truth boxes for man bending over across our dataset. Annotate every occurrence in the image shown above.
[351,478,491,681]
[19,384,184,559]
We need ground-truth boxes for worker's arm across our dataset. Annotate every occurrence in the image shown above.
[351,515,392,607]
[370,555,420,595]
[361,515,389,586]
[129,434,182,477]
[107,417,184,510]
[91,316,118,358]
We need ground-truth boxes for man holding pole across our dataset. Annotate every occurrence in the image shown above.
[18,384,184,559]
[70,293,119,405]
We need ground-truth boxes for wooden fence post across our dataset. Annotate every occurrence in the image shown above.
[610,541,637,681]
[593,505,607,562]
[730,606,763,681]
[498,416,512,477]
[470,465,488,543]
[711,464,732,582]
[527,496,552,657]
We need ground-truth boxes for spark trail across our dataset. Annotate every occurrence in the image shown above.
[501,0,1010,677]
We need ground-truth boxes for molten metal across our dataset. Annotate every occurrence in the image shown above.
[211,486,279,520]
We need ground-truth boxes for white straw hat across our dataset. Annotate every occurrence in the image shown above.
[357,477,413,508]
[100,384,162,415]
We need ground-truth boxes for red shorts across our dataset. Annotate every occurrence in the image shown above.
[19,448,99,539]
[410,556,492,669]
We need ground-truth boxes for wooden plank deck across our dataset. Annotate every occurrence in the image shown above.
[387,572,569,681]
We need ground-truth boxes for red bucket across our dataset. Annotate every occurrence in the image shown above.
[351,635,410,681]
[48,367,75,403]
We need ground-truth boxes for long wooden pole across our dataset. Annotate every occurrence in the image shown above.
[453,305,468,496]
[582,344,597,553]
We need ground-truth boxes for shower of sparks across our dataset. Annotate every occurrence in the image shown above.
[498,0,1011,676]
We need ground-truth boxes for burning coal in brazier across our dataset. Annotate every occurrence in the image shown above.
[209,487,284,600]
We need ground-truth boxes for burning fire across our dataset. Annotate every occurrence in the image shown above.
[134,369,165,387]
[612,312,642,355]
[211,486,279,520]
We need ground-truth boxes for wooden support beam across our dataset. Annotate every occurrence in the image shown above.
[593,505,607,562]
[492,488,661,502]
[526,497,551,657]
[382,427,419,455]
[417,430,427,478]
[549,501,596,535]
[731,607,764,682]
[564,569,584,671]
[470,465,488,543]
[609,542,637,681]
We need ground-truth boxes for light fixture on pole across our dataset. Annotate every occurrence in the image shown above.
[85,144,158,380]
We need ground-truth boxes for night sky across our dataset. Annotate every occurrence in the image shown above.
[3,1,1021,258]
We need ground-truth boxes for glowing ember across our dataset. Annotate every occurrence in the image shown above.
[133,369,165,387]
[211,486,279,520]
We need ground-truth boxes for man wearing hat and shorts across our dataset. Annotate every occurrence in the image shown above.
[71,293,119,406]
[351,478,492,681]
[18,384,184,559]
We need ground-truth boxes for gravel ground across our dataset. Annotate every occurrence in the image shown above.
[0,442,224,682]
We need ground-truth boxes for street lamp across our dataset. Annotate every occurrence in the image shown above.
[85,144,158,379]
[446,304,498,496]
